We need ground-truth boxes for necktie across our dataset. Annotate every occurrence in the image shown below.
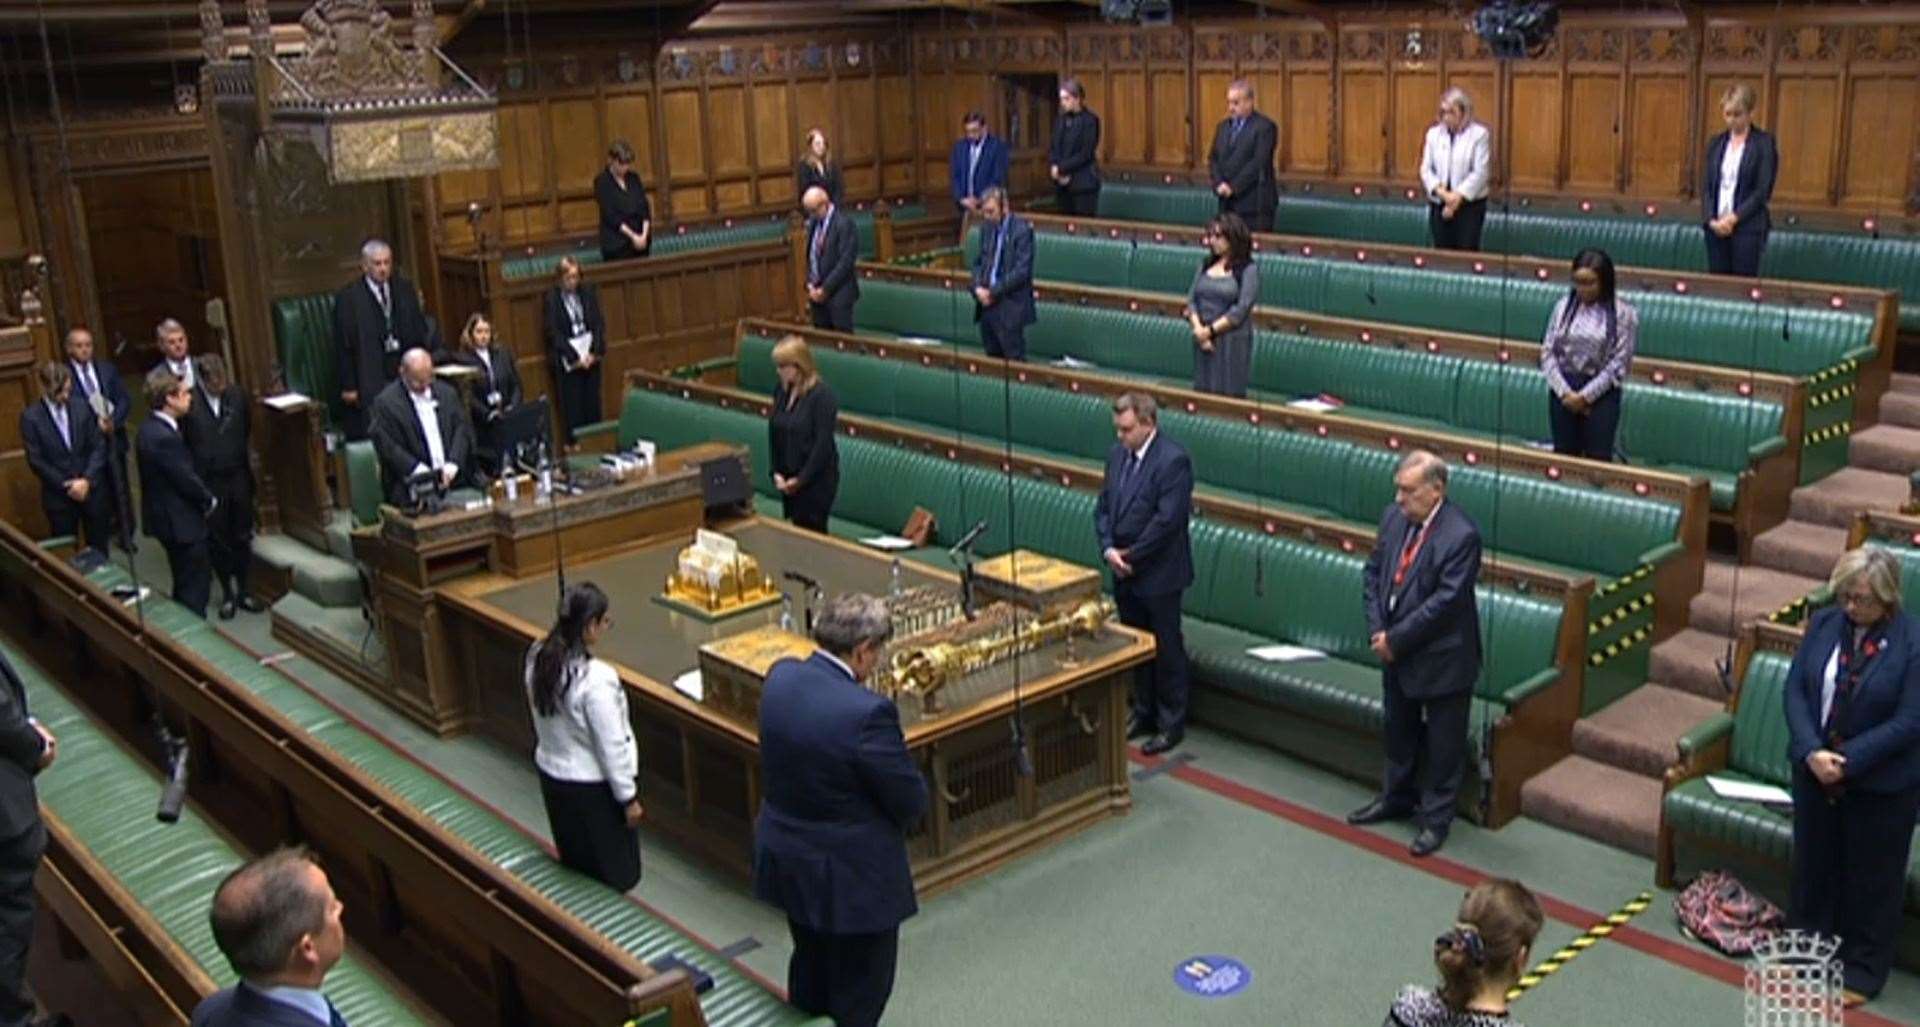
[1230,117,1244,142]
[1116,452,1138,493]
[328,997,349,1027]
[1393,517,1433,588]
[377,282,391,317]
[52,404,70,449]
[79,363,97,398]
[989,223,1006,288]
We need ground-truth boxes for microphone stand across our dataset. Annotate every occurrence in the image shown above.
[541,438,568,612]
[115,504,188,822]
[947,520,988,621]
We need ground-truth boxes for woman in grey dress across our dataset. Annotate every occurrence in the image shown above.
[1185,212,1260,397]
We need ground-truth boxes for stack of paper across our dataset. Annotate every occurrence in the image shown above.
[1287,398,1340,413]
[262,392,311,411]
[860,535,915,551]
[1705,775,1792,806]
[1247,644,1327,663]
[1053,355,1096,369]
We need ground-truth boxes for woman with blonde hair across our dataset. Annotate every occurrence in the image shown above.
[450,312,522,473]
[766,335,839,531]
[794,128,844,207]
[1701,82,1777,276]
[1386,879,1543,1026]
[543,256,606,447]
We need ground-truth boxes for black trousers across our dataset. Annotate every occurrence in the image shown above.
[162,538,212,619]
[787,920,899,1027]
[1704,223,1768,277]
[809,293,855,333]
[206,470,254,596]
[1546,378,1623,462]
[1114,586,1189,735]
[0,822,44,1027]
[1789,771,1920,997]
[781,474,837,533]
[1224,202,1274,234]
[1379,675,1472,832]
[979,319,1027,361]
[1429,198,1487,251]
[105,434,135,542]
[1056,187,1099,217]
[558,365,603,444]
[42,489,109,555]
[539,772,640,892]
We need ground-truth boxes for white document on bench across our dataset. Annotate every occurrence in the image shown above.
[671,668,705,702]
[262,392,311,411]
[1247,644,1327,663]
[1287,398,1340,413]
[860,535,915,551]
[1705,775,1791,806]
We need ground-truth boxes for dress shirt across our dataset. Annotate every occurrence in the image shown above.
[366,276,391,317]
[156,411,180,434]
[46,399,70,450]
[206,392,223,420]
[169,359,196,389]
[407,386,448,476]
[526,652,638,802]
[563,292,585,333]
[1540,297,1639,402]
[1419,121,1492,203]
[249,981,337,1027]
[1817,625,1871,729]
[1716,137,1746,217]
[965,141,983,197]
[475,347,495,384]
[988,221,1007,287]
[816,649,858,682]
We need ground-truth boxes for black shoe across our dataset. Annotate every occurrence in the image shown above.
[1141,731,1183,756]
[238,594,267,613]
[1410,827,1447,858]
[1125,716,1156,741]
[218,599,237,621]
[1346,799,1414,826]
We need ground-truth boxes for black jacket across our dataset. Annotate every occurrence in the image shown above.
[367,378,476,506]
[1701,127,1777,232]
[450,345,524,426]
[1050,109,1102,194]
[544,286,608,376]
[1208,111,1278,220]
[0,652,46,844]
[805,209,860,306]
[795,159,844,206]
[137,414,213,546]
[67,357,131,444]
[183,382,251,481]
[595,168,652,259]
[334,274,430,401]
[21,396,107,506]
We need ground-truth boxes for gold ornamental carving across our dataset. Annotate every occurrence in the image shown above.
[329,111,500,183]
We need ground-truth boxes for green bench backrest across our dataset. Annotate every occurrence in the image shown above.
[500,244,603,283]
[271,291,344,430]
[1730,650,1795,785]
[856,279,962,341]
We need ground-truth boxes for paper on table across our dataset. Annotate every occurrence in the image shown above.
[1053,355,1095,369]
[897,336,943,347]
[1287,398,1339,413]
[1247,644,1327,663]
[1705,775,1792,806]
[860,535,915,551]
[262,392,311,411]
[672,669,705,702]
[568,331,594,365]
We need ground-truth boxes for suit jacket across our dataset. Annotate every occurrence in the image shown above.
[594,168,652,258]
[21,396,107,505]
[1783,606,1920,795]
[68,357,131,444]
[0,652,47,844]
[451,346,524,427]
[971,215,1036,330]
[1701,127,1777,232]
[191,982,343,1027]
[1050,110,1101,194]
[1093,434,1195,597]
[949,135,1010,205]
[367,379,476,506]
[334,275,430,402]
[184,383,252,481]
[543,286,608,376]
[753,652,927,935]
[805,209,860,308]
[1362,501,1483,700]
[1207,111,1278,220]
[795,159,844,207]
[137,414,213,546]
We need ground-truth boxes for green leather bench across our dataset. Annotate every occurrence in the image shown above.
[499,216,810,282]
[6,636,429,1025]
[71,563,826,1027]
[615,386,1567,820]
[271,291,346,431]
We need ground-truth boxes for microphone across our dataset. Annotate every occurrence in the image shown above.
[947,520,989,558]
[782,570,821,592]
[156,738,188,823]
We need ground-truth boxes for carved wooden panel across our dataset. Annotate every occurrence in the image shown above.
[1565,75,1621,189]
[662,90,707,186]
[839,77,878,165]
[1108,73,1146,165]
[604,92,656,174]
[1626,76,1690,195]
[1150,71,1189,166]
[1391,70,1440,182]
[1508,72,1564,190]
[707,87,751,177]
[1339,70,1388,177]
[1773,75,1842,204]
[550,99,602,192]
[1286,71,1332,174]
[879,77,914,161]
[1842,76,1919,206]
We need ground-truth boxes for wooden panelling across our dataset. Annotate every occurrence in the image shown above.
[1149,71,1189,166]
[879,77,915,160]
[1287,71,1332,173]
[1391,70,1441,180]
[1627,76,1691,195]
[1107,73,1146,165]
[661,91,708,185]
[1842,75,1919,206]
[604,92,657,171]
[1508,72,1564,189]
[1773,75,1842,204]
[839,77,877,164]
[550,100,602,192]
[707,87,751,177]
[1339,71,1388,177]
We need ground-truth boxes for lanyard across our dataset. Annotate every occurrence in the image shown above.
[1393,517,1435,588]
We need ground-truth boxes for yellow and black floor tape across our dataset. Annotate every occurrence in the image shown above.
[1507,890,1653,1001]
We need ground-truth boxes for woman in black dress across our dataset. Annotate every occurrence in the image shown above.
[767,335,839,532]
[450,312,523,474]
[595,139,651,261]
[544,256,606,447]
[794,128,844,208]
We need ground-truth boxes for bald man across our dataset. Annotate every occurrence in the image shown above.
[193,848,349,1027]
[802,186,859,332]
[367,348,475,508]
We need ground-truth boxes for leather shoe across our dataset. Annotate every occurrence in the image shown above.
[1346,798,1413,826]
[238,594,267,614]
[1410,827,1447,858]
[1125,716,1156,741]
[1141,731,1183,756]
[218,599,237,621]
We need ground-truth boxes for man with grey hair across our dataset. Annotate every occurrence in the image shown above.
[367,348,474,507]
[1352,449,1483,857]
[1207,79,1278,232]
[191,847,349,1027]
[802,186,859,332]
[152,317,204,394]
[754,592,926,1027]
[333,237,428,439]
[1420,87,1492,251]
[970,186,1035,360]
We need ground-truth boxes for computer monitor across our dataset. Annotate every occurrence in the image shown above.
[493,397,554,473]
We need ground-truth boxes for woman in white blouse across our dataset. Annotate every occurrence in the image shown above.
[1419,87,1492,252]
[526,582,643,890]
[1701,83,1777,277]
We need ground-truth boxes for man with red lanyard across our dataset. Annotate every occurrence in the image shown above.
[1350,451,1484,858]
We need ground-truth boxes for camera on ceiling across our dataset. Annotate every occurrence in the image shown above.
[1101,0,1172,26]
[1470,0,1559,59]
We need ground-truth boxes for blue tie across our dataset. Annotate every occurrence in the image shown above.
[328,998,348,1027]
[989,224,1006,288]
[1230,117,1244,141]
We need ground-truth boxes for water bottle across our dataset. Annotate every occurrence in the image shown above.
[779,593,795,633]
[537,444,554,502]
[503,471,519,502]
[889,557,903,601]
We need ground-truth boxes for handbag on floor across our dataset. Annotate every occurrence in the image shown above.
[1673,869,1783,956]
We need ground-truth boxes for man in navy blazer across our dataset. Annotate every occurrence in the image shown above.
[802,186,860,333]
[1351,451,1483,857]
[138,367,217,618]
[1206,80,1279,232]
[754,592,927,1027]
[970,188,1036,361]
[949,112,1009,217]
[19,362,110,556]
[194,847,351,1027]
[1094,392,1195,756]
[65,326,134,543]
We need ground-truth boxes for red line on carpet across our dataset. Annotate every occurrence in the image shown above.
[1129,750,1905,1027]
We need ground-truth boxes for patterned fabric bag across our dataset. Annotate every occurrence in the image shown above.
[1674,870,1784,956]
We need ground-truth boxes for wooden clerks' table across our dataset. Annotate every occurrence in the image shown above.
[438,518,1152,897]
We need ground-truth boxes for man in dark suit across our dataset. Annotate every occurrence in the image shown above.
[368,349,475,509]
[1094,392,1195,756]
[802,186,859,333]
[949,111,1009,218]
[20,362,109,556]
[1351,450,1483,858]
[138,367,217,618]
[754,593,926,1027]
[0,650,57,1027]
[1207,79,1278,233]
[1049,78,1101,217]
[65,325,134,544]
[193,847,350,1027]
[971,188,1036,361]
[186,355,264,621]
[334,239,430,440]
[150,318,206,415]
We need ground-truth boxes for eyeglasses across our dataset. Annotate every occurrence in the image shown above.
[1839,590,1883,610]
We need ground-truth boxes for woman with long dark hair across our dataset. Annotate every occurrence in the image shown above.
[1539,248,1638,461]
[526,582,642,890]
[1184,212,1260,397]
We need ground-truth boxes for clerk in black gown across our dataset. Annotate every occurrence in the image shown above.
[766,336,839,533]
[595,139,652,261]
